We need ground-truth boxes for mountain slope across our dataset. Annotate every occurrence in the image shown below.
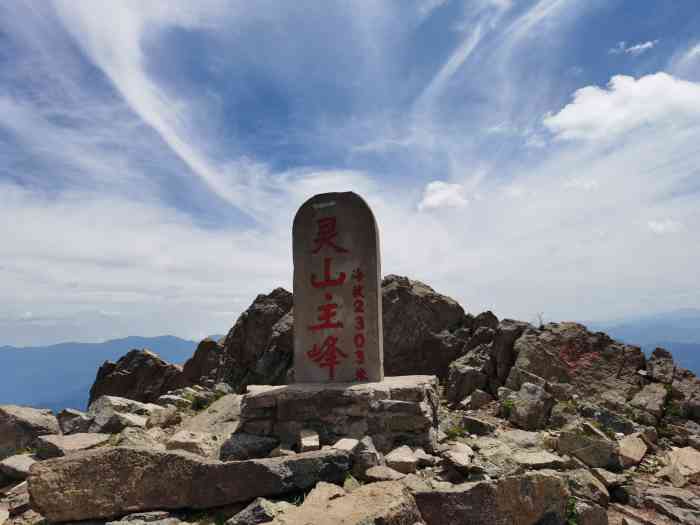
[0,336,199,412]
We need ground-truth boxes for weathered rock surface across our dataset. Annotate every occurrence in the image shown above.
[414,471,569,525]
[508,382,554,431]
[57,408,92,435]
[269,481,423,525]
[28,447,350,522]
[382,275,468,379]
[225,497,294,525]
[165,430,218,458]
[385,445,418,474]
[618,433,647,468]
[89,349,186,405]
[239,376,439,453]
[558,424,619,469]
[87,395,162,433]
[0,454,36,481]
[35,433,111,459]
[181,338,227,387]
[658,446,700,487]
[219,433,279,461]
[0,405,60,459]
[642,485,700,524]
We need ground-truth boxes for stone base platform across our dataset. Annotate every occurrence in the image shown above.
[238,376,440,453]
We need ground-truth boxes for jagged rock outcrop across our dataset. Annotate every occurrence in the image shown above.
[0,405,60,459]
[181,338,227,387]
[89,349,186,405]
[28,447,350,522]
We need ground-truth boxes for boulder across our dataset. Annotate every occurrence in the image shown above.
[490,319,531,387]
[511,450,567,470]
[268,481,423,525]
[87,395,161,433]
[352,436,384,480]
[446,354,488,404]
[413,471,569,525]
[505,323,645,408]
[629,383,668,420]
[382,275,469,379]
[331,438,359,454]
[219,433,279,461]
[115,427,165,450]
[226,497,294,525]
[89,349,186,405]
[146,405,181,429]
[558,424,619,469]
[508,382,554,431]
[565,469,610,507]
[57,408,92,435]
[573,500,608,525]
[35,433,111,459]
[181,338,228,387]
[222,288,294,393]
[461,416,496,436]
[364,465,406,481]
[0,454,36,481]
[642,485,700,524]
[165,430,218,458]
[461,389,493,410]
[658,446,700,487]
[617,433,647,468]
[0,405,60,459]
[385,445,418,474]
[647,347,676,384]
[28,447,350,522]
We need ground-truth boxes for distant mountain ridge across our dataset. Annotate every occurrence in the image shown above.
[0,335,202,412]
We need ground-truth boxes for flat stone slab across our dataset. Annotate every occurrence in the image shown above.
[36,433,111,459]
[0,454,36,481]
[240,376,439,453]
[28,446,350,522]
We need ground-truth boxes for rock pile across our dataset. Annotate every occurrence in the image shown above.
[1,275,700,525]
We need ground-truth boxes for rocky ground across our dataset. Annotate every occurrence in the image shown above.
[1,275,700,524]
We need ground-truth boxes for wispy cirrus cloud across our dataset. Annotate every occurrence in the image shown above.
[609,40,659,56]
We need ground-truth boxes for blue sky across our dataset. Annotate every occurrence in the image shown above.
[1,0,699,346]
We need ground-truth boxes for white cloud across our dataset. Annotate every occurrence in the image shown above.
[544,73,700,141]
[609,40,659,56]
[648,219,684,234]
[418,181,468,211]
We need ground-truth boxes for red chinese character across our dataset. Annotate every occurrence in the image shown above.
[308,293,343,331]
[351,268,364,282]
[354,299,364,313]
[355,316,365,330]
[355,368,368,381]
[352,285,364,299]
[311,257,346,288]
[312,217,348,254]
[355,350,365,364]
[307,335,347,380]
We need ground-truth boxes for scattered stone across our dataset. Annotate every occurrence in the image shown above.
[461,416,496,436]
[629,383,668,420]
[565,468,610,506]
[0,405,60,459]
[352,436,384,480]
[364,465,405,482]
[28,447,350,522]
[87,396,160,433]
[225,497,294,525]
[115,427,165,450]
[618,433,647,468]
[446,356,488,405]
[461,389,493,410]
[508,382,554,431]
[57,408,92,435]
[0,455,36,481]
[414,471,569,525]
[643,485,700,524]
[146,405,181,428]
[298,429,320,453]
[512,450,567,470]
[558,425,619,469]
[219,433,279,461]
[498,429,543,449]
[385,445,418,474]
[442,442,475,475]
[304,481,347,505]
[573,499,608,525]
[155,395,191,409]
[165,430,218,458]
[35,433,111,459]
[658,446,700,487]
[413,447,439,467]
[331,438,359,454]
[592,468,626,488]
[269,481,423,525]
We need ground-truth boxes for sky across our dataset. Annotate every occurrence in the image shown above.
[1,0,699,346]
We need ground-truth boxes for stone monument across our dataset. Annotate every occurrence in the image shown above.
[236,191,439,453]
[292,191,383,383]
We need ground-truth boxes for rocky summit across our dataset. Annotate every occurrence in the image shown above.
[2,275,700,525]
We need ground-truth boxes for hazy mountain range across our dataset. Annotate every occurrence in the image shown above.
[1,309,698,413]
